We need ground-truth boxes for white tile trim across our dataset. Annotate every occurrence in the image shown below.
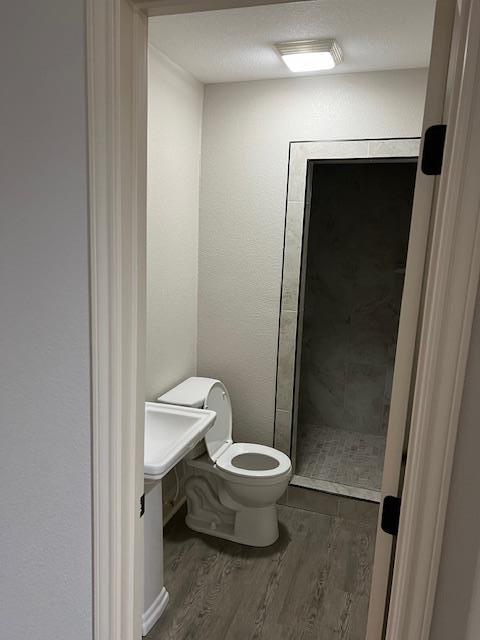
[291,474,381,503]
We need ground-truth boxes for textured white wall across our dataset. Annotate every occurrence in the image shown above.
[0,2,92,639]
[198,68,428,445]
[146,46,204,400]
[430,289,480,640]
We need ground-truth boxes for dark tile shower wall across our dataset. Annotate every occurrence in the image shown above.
[298,161,416,437]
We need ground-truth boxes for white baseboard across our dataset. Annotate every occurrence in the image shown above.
[142,587,169,637]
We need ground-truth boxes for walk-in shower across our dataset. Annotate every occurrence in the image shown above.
[274,139,419,501]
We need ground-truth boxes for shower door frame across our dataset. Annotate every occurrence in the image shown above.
[273,138,421,490]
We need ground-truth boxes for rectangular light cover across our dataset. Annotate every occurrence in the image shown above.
[276,39,342,73]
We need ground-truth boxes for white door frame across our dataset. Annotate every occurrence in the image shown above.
[366,0,457,636]
[86,1,480,639]
[87,1,147,638]
[386,0,480,637]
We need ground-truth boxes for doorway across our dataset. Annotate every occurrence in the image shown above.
[297,158,416,499]
[84,1,480,640]
[274,139,419,502]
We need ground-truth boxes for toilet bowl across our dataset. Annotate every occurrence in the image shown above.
[158,377,292,546]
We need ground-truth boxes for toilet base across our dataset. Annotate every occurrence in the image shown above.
[184,460,284,547]
[186,504,279,547]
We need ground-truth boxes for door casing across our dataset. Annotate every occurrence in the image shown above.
[367,0,457,636]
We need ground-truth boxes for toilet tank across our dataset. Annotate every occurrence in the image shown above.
[157,377,215,408]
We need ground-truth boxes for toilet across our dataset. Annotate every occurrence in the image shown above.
[158,377,292,547]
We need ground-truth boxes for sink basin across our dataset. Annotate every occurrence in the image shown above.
[144,402,216,480]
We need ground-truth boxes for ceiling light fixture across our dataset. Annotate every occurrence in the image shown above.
[275,39,342,73]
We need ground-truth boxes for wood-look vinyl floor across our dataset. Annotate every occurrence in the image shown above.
[146,503,376,640]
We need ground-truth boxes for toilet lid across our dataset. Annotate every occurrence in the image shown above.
[204,382,233,461]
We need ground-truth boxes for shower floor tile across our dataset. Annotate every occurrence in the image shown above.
[295,424,386,494]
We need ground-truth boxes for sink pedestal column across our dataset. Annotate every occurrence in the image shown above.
[142,480,169,636]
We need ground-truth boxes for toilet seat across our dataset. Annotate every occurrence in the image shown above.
[216,442,291,480]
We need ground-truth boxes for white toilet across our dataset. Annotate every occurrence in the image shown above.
[158,377,292,547]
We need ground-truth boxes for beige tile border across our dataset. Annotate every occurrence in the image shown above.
[291,473,381,503]
[279,484,380,523]
[274,138,421,462]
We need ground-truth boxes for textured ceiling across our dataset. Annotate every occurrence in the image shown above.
[148,0,436,84]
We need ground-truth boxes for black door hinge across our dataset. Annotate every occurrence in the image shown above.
[381,495,401,536]
[140,493,145,518]
[421,124,447,175]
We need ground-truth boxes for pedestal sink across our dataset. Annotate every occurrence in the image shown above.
[144,402,216,480]
[142,402,216,636]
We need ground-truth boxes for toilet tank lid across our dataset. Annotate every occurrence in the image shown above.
[157,377,221,409]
